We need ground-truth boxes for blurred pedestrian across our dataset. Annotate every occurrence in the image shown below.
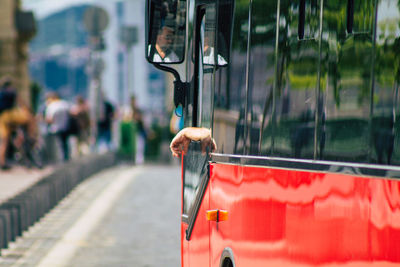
[131,96,147,164]
[70,95,90,155]
[145,118,162,162]
[0,76,35,169]
[118,107,136,161]
[97,99,115,152]
[45,92,70,161]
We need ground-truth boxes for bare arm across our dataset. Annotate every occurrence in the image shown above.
[170,127,217,157]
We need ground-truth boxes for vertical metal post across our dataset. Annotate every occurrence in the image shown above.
[368,0,379,162]
[314,0,324,159]
[271,0,281,155]
[243,0,253,155]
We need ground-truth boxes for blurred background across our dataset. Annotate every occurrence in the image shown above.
[0,0,178,168]
[0,2,181,265]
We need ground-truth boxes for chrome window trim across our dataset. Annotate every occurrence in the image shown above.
[211,153,400,179]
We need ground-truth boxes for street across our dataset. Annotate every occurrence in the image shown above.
[0,164,181,267]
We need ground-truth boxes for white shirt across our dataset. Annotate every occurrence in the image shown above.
[203,47,227,66]
[46,100,70,133]
[149,46,180,63]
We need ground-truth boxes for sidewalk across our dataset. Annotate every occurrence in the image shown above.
[0,166,54,204]
[0,153,117,253]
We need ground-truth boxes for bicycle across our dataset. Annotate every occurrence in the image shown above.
[8,125,45,169]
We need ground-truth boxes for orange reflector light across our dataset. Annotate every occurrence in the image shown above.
[206,210,228,222]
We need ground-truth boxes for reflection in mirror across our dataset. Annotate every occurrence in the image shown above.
[199,2,231,67]
[198,5,217,128]
[147,0,186,63]
[203,38,228,66]
[202,11,228,66]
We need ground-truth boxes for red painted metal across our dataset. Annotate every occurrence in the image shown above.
[182,162,400,266]
[181,185,210,267]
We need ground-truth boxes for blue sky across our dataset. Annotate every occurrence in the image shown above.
[22,0,96,18]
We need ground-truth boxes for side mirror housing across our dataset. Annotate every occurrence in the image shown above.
[145,0,186,64]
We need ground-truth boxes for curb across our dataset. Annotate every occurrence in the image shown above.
[0,152,117,252]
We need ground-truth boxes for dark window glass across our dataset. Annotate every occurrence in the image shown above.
[247,0,277,155]
[261,0,319,159]
[213,1,249,155]
[319,1,375,163]
[352,0,375,35]
[183,142,208,216]
[290,0,319,40]
[372,0,400,165]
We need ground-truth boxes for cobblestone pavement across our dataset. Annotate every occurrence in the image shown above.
[0,164,181,267]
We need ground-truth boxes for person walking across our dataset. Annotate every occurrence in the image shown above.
[97,99,115,152]
[130,96,147,164]
[45,92,70,161]
[70,95,90,155]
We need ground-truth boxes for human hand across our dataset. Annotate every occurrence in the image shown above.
[170,127,217,157]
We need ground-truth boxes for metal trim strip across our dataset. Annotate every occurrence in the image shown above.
[211,153,400,179]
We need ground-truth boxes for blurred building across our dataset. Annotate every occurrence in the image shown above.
[29,5,90,100]
[97,0,167,116]
[0,0,36,103]
[28,1,167,117]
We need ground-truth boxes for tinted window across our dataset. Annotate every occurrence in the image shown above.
[213,1,249,155]
[247,0,277,155]
[183,142,209,215]
[212,0,400,168]
[372,0,400,165]
[261,0,319,159]
[319,1,375,163]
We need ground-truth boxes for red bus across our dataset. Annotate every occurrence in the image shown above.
[146,0,400,266]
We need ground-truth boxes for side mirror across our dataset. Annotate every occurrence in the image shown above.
[146,0,186,64]
[194,2,233,68]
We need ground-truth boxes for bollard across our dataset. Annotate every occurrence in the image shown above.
[0,152,117,254]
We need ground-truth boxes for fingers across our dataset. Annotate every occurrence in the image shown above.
[170,137,182,157]
[200,136,217,155]
[170,133,190,157]
[200,139,208,155]
[170,127,217,157]
[182,138,190,155]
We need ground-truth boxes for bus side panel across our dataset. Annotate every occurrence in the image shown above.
[182,186,210,267]
[181,223,189,267]
[209,163,400,266]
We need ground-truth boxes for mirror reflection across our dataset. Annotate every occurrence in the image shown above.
[147,0,186,63]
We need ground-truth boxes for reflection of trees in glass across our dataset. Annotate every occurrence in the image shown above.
[375,16,400,90]
[231,0,250,52]
[323,0,375,107]
[233,1,320,107]
[231,0,400,109]
[228,0,400,163]
[372,0,400,164]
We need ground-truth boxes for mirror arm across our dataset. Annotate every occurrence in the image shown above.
[173,79,189,109]
[152,63,189,108]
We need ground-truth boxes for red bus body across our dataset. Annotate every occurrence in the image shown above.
[145,0,400,265]
[182,163,400,266]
